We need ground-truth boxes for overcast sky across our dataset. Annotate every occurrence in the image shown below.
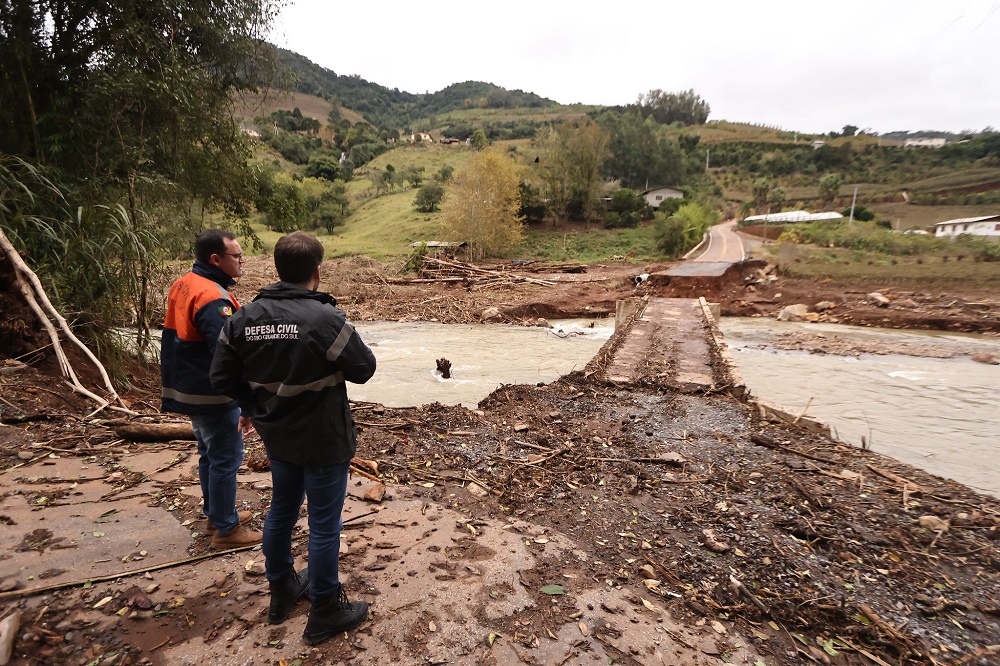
[270,0,999,135]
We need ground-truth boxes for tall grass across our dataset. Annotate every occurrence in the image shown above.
[1,155,165,382]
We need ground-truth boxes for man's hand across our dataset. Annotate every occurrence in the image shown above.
[238,416,255,435]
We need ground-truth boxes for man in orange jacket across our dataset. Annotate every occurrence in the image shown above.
[161,229,262,549]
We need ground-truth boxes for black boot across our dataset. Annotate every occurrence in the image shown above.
[268,567,310,624]
[303,586,369,645]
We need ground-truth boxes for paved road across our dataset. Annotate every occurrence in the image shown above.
[691,220,748,263]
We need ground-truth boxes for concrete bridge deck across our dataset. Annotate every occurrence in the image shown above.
[604,298,723,392]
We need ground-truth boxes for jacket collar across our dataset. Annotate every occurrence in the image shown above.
[254,281,337,306]
[192,260,236,290]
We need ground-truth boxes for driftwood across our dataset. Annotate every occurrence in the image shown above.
[0,227,133,416]
[390,256,556,287]
[436,357,452,379]
[110,421,197,442]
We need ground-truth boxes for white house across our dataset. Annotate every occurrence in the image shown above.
[933,215,1000,238]
[904,138,947,149]
[641,187,684,208]
[409,132,434,143]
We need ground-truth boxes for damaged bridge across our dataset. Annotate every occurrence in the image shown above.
[590,296,745,397]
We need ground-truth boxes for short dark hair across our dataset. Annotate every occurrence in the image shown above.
[194,229,236,263]
[274,231,324,284]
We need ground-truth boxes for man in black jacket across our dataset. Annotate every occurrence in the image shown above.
[211,231,376,644]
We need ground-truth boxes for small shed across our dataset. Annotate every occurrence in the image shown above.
[641,187,684,209]
[933,215,1000,238]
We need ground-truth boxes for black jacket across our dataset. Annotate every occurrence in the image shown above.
[210,282,376,467]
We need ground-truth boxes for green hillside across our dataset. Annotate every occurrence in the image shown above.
[275,48,558,129]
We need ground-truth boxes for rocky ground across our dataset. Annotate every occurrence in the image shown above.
[0,255,998,666]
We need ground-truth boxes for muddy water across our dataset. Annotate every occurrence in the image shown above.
[720,318,1000,497]
[349,319,614,409]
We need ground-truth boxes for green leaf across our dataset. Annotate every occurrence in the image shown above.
[540,585,565,595]
[488,632,498,646]
[822,639,841,656]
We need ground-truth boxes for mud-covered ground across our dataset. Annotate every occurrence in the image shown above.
[1,255,998,665]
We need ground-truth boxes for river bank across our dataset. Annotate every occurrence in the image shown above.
[0,257,998,665]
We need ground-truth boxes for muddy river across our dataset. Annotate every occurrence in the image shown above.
[719,318,1000,497]
[349,319,614,409]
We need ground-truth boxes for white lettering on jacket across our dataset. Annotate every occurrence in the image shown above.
[244,323,300,341]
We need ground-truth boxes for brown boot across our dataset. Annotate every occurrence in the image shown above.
[209,523,262,550]
[205,510,253,534]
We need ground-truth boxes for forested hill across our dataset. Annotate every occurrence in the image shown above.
[276,48,418,125]
[275,47,555,127]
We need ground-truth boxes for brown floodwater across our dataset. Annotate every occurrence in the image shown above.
[720,318,1000,497]
[348,319,613,409]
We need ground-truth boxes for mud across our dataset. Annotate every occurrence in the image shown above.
[1,255,999,665]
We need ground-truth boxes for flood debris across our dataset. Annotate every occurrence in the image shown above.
[1,257,999,665]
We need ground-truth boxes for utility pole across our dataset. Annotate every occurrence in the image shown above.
[848,185,858,226]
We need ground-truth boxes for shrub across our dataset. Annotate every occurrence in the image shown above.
[413,182,445,212]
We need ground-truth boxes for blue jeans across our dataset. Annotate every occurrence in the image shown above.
[190,407,244,535]
[264,457,350,599]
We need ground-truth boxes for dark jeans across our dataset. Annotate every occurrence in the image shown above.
[264,457,350,599]
[190,406,244,535]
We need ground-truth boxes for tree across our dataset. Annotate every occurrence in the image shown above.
[768,186,787,212]
[597,111,686,191]
[435,165,455,183]
[0,0,279,215]
[604,188,646,228]
[654,202,719,258]
[441,150,523,258]
[413,182,445,212]
[0,0,280,348]
[818,173,844,209]
[752,178,772,213]
[304,154,344,182]
[258,172,307,232]
[402,166,426,188]
[471,129,490,150]
[300,177,349,232]
[534,119,610,222]
[327,103,343,128]
[636,89,711,126]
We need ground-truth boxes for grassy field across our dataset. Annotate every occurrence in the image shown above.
[770,245,1000,289]
[233,89,366,126]
[517,224,660,263]
[867,203,1000,230]
[724,167,1000,214]
[426,104,598,126]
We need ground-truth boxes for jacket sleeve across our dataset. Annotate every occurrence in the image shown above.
[326,314,377,384]
[210,319,256,412]
[194,297,236,358]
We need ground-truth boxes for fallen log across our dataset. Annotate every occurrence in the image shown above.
[110,421,196,442]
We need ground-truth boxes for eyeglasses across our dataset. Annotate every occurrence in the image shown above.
[224,253,245,261]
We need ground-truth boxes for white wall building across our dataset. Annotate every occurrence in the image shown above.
[743,210,844,223]
[904,138,947,148]
[641,187,684,208]
[933,215,1000,238]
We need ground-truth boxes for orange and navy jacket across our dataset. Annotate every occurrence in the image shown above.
[161,261,240,415]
